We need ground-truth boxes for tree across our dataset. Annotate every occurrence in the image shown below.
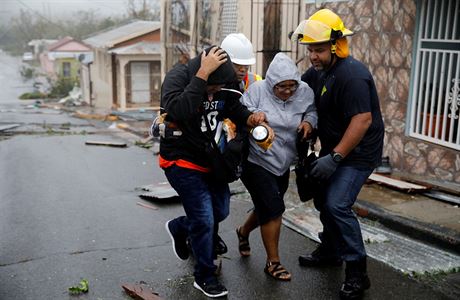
[0,9,125,55]
[126,0,160,20]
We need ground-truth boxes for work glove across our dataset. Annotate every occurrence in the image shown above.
[310,154,338,181]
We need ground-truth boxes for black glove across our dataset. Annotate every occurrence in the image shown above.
[310,154,338,181]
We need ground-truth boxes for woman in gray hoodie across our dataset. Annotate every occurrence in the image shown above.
[236,52,317,281]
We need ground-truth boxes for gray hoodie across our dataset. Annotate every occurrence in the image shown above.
[241,52,317,176]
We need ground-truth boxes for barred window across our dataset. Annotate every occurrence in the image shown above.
[408,0,460,150]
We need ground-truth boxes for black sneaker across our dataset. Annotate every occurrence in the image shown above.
[339,273,370,299]
[193,278,228,298]
[165,220,189,260]
[298,245,343,267]
[214,235,228,256]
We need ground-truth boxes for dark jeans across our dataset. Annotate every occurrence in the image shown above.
[164,165,230,282]
[314,165,373,262]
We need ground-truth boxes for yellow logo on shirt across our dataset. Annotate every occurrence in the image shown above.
[321,85,327,96]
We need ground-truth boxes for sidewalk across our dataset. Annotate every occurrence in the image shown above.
[72,106,460,256]
[355,183,460,255]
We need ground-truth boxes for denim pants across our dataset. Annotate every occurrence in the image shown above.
[313,165,373,262]
[164,165,230,282]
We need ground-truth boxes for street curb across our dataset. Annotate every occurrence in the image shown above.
[354,199,460,255]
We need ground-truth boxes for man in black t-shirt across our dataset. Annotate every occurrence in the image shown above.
[291,9,384,300]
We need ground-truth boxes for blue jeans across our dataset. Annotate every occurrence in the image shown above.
[313,165,373,262]
[164,165,230,282]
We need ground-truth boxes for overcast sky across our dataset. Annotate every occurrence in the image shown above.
[1,0,130,22]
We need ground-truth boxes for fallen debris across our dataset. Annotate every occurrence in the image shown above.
[73,111,118,121]
[68,279,89,295]
[368,173,429,193]
[135,136,154,149]
[85,140,127,148]
[122,283,163,300]
[0,124,20,132]
[136,201,159,210]
[116,123,130,129]
[137,182,179,202]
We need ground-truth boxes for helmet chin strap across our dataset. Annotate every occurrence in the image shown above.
[324,46,337,71]
[325,29,342,71]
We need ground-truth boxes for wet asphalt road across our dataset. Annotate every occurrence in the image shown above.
[0,51,454,299]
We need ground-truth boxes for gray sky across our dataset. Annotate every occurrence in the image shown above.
[0,0,130,22]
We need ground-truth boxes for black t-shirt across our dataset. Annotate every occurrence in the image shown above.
[301,56,384,168]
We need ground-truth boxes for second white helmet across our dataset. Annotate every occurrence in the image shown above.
[221,33,256,65]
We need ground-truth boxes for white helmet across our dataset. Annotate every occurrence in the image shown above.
[221,33,256,65]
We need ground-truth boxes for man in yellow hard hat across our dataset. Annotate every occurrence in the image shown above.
[292,9,384,300]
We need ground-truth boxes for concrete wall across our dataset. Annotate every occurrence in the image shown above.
[80,64,91,105]
[91,49,113,109]
[54,57,80,79]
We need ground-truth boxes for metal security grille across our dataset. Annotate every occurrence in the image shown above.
[409,0,460,150]
[250,0,302,76]
[161,0,302,77]
[221,0,238,38]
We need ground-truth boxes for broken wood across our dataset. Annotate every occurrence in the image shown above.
[73,111,118,121]
[116,123,130,129]
[0,124,20,132]
[122,284,163,300]
[368,173,429,193]
[85,140,127,148]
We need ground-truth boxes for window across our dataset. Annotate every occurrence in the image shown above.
[408,0,460,150]
[62,62,71,78]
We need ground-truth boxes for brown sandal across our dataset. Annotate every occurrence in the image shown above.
[264,261,291,281]
[236,227,250,257]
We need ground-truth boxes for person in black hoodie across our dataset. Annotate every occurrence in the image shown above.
[162,46,265,298]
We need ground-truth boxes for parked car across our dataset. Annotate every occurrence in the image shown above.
[22,52,34,61]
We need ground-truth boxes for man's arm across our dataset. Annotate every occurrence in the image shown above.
[333,112,372,157]
[162,47,228,121]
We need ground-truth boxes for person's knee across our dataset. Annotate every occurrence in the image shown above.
[324,201,349,218]
[190,214,214,233]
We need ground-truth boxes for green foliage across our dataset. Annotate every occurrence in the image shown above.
[20,66,35,80]
[49,77,79,99]
[409,267,460,280]
[19,92,47,100]
[68,279,89,295]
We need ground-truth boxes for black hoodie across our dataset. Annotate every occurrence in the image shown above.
[159,46,251,168]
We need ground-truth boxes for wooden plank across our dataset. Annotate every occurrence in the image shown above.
[85,140,127,148]
[0,124,20,131]
[122,283,163,300]
[368,173,429,192]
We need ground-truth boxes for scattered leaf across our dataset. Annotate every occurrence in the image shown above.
[68,279,89,295]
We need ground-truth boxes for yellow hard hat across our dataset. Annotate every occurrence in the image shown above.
[291,9,353,45]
